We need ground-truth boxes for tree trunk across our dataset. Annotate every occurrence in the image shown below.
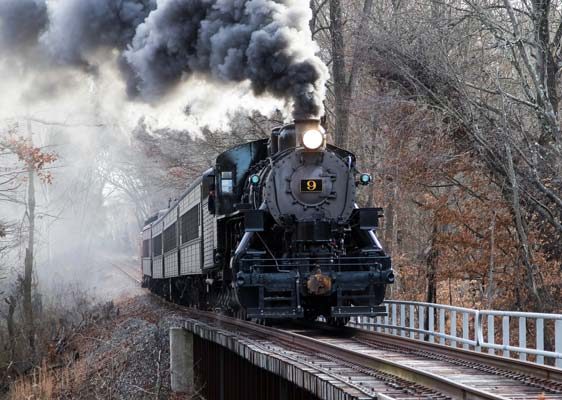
[426,224,438,304]
[330,0,348,147]
[529,0,562,155]
[23,120,36,360]
[384,183,398,253]
[505,143,543,309]
[486,212,496,307]
[6,295,16,361]
[384,202,395,252]
[309,0,316,33]
[348,0,373,97]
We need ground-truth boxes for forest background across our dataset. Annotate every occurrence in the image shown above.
[0,0,561,392]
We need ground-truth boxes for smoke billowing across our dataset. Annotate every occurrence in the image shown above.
[42,0,156,68]
[0,0,47,50]
[0,0,328,118]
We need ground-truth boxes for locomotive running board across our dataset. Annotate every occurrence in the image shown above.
[331,306,387,317]
[246,307,305,319]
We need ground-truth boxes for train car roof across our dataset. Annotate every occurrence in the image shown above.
[216,138,268,158]
[144,168,213,229]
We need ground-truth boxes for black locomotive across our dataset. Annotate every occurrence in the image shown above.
[140,120,394,324]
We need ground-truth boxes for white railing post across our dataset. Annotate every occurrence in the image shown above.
[400,304,406,337]
[474,311,481,352]
[451,310,457,347]
[409,304,415,339]
[488,315,495,355]
[384,305,389,334]
[439,308,446,345]
[428,306,435,343]
[502,316,510,358]
[536,318,544,365]
[391,303,397,335]
[518,317,526,361]
[419,306,425,341]
[554,319,562,368]
[462,312,469,350]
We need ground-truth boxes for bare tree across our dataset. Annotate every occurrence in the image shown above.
[330,0,349,147]
[0,120,57,365]
[346,0,561,309]
[22,120,37,359]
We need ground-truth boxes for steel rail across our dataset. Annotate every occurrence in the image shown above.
[186,309,507,400]
[110,262,142,284]
[245,339,379,399]
[344,324,562,382]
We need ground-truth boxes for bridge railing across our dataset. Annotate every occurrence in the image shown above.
[349,300,562,368]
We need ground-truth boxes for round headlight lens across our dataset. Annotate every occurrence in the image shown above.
[302,130,324,150]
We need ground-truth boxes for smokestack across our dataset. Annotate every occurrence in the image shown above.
[295,119,322,138]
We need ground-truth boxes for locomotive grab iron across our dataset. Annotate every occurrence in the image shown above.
[140,120,394,324]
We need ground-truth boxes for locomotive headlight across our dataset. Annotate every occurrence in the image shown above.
[302,129,324,150]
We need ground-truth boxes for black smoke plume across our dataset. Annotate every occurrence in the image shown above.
[0,0,47,50]
[0,0,328,118]
[41,0,156,67]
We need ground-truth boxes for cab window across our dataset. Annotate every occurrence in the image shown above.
[221,171,234,194]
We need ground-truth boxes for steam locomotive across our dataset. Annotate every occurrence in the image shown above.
[140,120,394,324]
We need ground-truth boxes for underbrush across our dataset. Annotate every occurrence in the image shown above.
[8,360,86,400]
[0,283,114,399]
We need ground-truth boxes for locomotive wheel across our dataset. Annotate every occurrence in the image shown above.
[234,308,248,321]
[304,309,319,321]
[327,317,349,328]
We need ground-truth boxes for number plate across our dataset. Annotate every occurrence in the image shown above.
[300,179,323,193]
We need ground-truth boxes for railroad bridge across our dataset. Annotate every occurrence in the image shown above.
[170,300,562,400]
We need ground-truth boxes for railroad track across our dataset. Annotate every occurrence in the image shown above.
[106,266,561,398]
[307,323,562,399]
[344,325,562,392]
[183,308,562,400]
[110,262,142,285]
